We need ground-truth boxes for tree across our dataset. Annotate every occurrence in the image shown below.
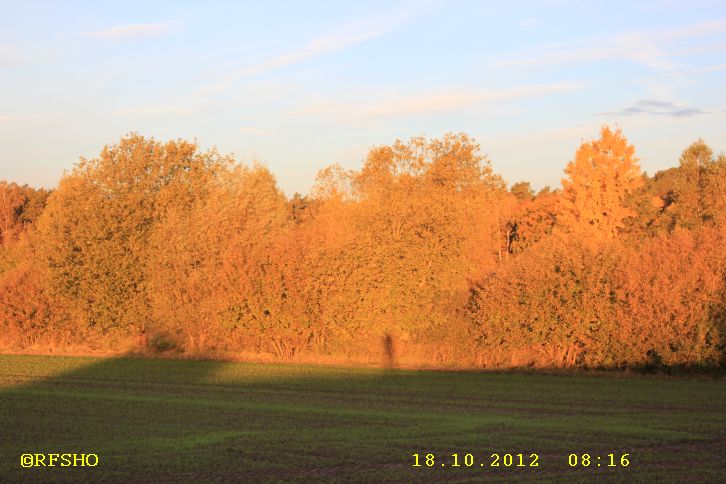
[469,235,622,368]
[0,182,25,247]
[508,188,559,254]
[3,129,723,368]
[615,226,725,365]
[148,164,290,354]
[560,127,643,240]
[701,154,726,227]
[0,182,48,248]
[0,255,55,349]
[37,134,230,339]
[344,134,504,356]
[669,140,712,229]
[288,192,318,224]
[638,141,726,233]
[510,181,534,201]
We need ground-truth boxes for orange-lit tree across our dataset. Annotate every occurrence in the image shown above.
[560,127,643,241]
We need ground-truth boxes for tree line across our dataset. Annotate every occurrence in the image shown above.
[1,127,724,368]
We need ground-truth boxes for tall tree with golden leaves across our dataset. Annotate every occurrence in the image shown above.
[560,127,643,240]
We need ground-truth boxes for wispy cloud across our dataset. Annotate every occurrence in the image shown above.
[0,113,62,122]
[0,45,54,69]
[0,46,28,68]
[87,21,180,40]
[599,99,708,118]
[495,19,726,71]
[245,82,584,122]
[115,104,198,115]
[497,38,676,71]
[197,2,426,96]
[113,96,212,116]
[359,82,584,118]
[689,62,726,74]
[239,127,271,136]
[244,106,336,120]
[198,30,383,95]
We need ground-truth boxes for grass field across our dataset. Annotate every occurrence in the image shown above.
[0,355,724,482]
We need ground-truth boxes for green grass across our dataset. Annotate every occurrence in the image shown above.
[0,355,724,482]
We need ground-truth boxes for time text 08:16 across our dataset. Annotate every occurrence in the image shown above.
[412,452,631,469]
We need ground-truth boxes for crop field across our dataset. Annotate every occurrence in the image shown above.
[0,355,724,482]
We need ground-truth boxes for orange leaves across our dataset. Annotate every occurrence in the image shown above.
[0,182,25,247]
[469,236,622,367]
[0,182,49,248]
[469,225,726,368]
[147,164,291,353]
[615,226,725,365]
[1,129,724,368]
[0,245,59,349]
[36,134,230,337]
[560,126,643,241]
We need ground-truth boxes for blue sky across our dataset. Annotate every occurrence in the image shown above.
[2,0,726,196]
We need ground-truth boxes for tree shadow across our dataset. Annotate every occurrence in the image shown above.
[1,353,725,482]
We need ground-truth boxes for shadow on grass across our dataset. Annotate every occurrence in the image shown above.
[1,353,725,482]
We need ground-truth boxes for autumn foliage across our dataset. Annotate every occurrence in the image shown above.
[1,128,724,368]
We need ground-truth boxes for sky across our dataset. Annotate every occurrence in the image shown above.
[2,0,726,196]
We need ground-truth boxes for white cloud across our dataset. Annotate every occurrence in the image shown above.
[0,45,54,69]
[196,2,428,96]
[496,38,676,71]
[690,62,726,74]
[114,95,212,116]
[242,106,337,120]
[657,18,726,40]
[249,82,584,122]
[0,46,28,68]
[239,127,271,135]
[115,104,197,115]
[359,83,584,118]
[495,19,726,71]
[87,21,180,40]
[0,113,62,122]
[197,30,383,95]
